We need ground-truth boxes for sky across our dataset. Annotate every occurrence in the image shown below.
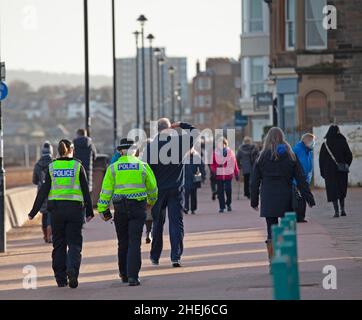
[0,0,241,80]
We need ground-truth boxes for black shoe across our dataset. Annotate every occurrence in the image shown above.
[57,281,68,288]
[128,278,141,286]
[191,211,196,215]
[172,261,182,268]
[227,206,232,212]
[67,271,78,289]
[120,275,128,283]
[219,209,224,213]
[183,209,189,214]
[145,236,151,244]
[150,258,159,266]
[333,213,340,218]
[341,211,347,217]
[297,219,308,223]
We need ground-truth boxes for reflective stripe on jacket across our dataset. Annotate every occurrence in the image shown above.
[97,155,158,212]
[48,159,84,202]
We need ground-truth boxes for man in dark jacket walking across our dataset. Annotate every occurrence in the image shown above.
[236,136,259,199]
[144,118,198,267]
[73,129,97,191]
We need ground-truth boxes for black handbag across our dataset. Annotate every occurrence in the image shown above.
[324,142,350,173]
[292,185,304,216]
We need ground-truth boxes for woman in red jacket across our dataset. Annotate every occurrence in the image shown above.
[211,137,240,213]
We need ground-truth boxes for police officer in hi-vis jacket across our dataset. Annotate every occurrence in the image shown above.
[28,139,94,289]
[98,138,158,286]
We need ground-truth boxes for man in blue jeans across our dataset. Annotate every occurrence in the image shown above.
[144,118,198,267]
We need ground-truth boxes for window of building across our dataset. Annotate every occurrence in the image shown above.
[250,57,265,96]
[249,0,264,32]
[305,0,327,49]
[197,77,211,91]
[285,0,296,50]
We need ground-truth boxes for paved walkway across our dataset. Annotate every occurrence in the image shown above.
[0,184,362,300]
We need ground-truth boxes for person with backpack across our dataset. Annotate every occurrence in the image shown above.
[32,141,54,243]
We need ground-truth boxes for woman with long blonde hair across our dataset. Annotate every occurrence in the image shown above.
[250,127,315,273]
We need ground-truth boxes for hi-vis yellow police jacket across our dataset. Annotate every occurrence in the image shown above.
[97,155,158,213]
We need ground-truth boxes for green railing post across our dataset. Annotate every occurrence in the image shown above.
[271,225,284,253]
[271,255,290,300]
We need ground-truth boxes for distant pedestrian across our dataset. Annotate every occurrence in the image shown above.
[32,141,54,243]
[210,137,240,213]
[250,127,315,273]
[319,125,353,218]
[73,129,97,191]
[28,139,94,288]
[236,136,259,199]
[143,118,198,268]
[293,133,316,223]
[183,148,206,215]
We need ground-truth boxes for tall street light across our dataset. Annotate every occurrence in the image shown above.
[153,48,161,119]
[159,57,166,117]
[133,31,140,128]
[176,83,182,121]
[146,33,155,121]
[112,0,117,149]
[137,14,147,130]
[84,0,91,136]
[168,66,176,121]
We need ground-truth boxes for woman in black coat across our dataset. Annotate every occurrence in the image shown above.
[250,127,315,271]
[183,149,206,214]
[319,125,353,218]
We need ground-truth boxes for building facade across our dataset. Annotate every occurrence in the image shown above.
[192,58,241,130]
[240,0,273,142]
[268,0,362,144]
[116,49,189,136]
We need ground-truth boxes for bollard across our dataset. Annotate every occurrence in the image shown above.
[271,255,291,300]
[283,230,300,299]
[279,240,300,300]
[285,212,297,231]
[271,225,284,256]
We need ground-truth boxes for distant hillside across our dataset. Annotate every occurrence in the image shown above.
[6,69,112,89]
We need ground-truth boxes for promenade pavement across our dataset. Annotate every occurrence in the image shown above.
[0,184,361,300]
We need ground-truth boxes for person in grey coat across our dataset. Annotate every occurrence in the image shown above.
[32,141,54,243]
[250,127,315,273]
[236,136,259,199]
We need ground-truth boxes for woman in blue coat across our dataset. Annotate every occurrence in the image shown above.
[183,149,206,214]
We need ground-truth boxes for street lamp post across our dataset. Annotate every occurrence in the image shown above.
[168,66,176,121]
[84,0,91,136]
[112,0,117,149]
[153,48,161,119]
[137,14,147,130]
[176,83,182,121]
[159,57,165,117]
[147,34,155,121]
[133,31,140,128]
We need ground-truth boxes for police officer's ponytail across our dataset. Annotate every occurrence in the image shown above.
[58,139,74,157]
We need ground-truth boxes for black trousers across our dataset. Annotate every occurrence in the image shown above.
[50,201,84,284]
[114,200,146,279]
[265,217,279,241]
[243,173,250,198]
[151,188,184,262]
[217,180,232,210]
[297,197,307,222]
[184,188,197,212]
